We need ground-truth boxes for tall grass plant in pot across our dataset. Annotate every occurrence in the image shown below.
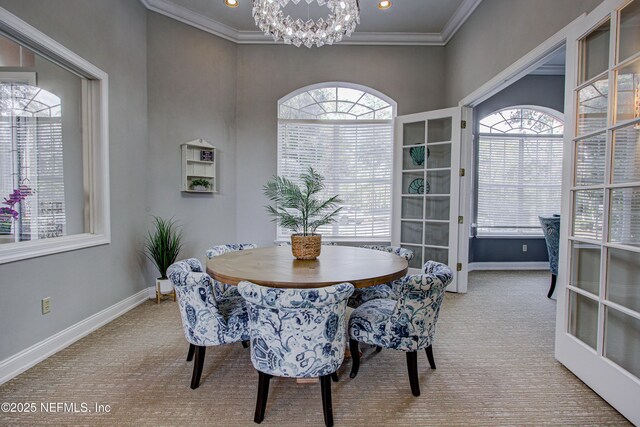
[144,216,183,303]
[264,167,341,260]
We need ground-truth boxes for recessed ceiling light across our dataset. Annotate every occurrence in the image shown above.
[378,0,392,10]
[224,0,239,8]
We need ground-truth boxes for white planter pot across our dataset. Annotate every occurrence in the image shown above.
[192,185,208,192]
[156,278,173,294]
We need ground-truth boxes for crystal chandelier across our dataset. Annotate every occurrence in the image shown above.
[252,0,360,48]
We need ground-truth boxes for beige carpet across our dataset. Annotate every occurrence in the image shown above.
[0,271,631,426]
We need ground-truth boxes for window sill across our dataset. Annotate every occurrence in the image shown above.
[0,233,110,264]
[473,235,545,240]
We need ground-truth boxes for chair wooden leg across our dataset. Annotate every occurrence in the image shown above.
[375,346,382,353]
[547,274,557,299]
[190,346,206,389]
[254,371,272,424]
[349,339,360,379]
[320,375,334,427]
[331,372,339,382]
[242,340,249,349]
[186,343,195,362]
[406,351,420,396]
[425,345,436,369]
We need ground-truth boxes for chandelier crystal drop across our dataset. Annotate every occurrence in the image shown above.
[252,0,360,48]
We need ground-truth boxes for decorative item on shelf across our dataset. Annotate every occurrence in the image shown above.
[252,0,360,48]
[1,185,33,236]
[408,178,426,194]
[144,216,183,304]
[181,139,216,193]
[190,178,212,192]
[409,146,430,166]
[200,150,214,162]
[264,167,342,260]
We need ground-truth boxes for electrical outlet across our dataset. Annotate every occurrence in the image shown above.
[41,297,51,315]
[522,244,528,252]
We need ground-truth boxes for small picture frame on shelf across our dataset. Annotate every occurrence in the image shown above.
[200,150,214,162]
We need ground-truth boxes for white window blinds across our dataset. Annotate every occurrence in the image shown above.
[277,120,393,240]
[476,107,564,236]
[0,82,66,241]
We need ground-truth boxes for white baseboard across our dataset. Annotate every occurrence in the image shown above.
[0,289,150,385]
[468,262,549,271]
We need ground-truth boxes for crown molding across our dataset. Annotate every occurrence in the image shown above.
[140,0,482,46]
[528,64,566,75]
[441,0,483,44]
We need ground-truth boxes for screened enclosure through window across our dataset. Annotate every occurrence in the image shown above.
[277,84,395,241]
[475,107,564,236]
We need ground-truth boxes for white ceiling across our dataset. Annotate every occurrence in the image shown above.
[140,0,483,45]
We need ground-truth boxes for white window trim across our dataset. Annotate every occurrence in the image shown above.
[475,106,564,238]
[0,7,109,264]
[277,82,397,242]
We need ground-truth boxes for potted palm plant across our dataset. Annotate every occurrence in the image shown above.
[144,216,183,303]
[264,167,342,260]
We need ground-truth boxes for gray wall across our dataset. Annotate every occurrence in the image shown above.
[146,13,238,264]
[0,0,148,360]
[444,0,602,106]
[235,44,447,246]
[470,75,565,263]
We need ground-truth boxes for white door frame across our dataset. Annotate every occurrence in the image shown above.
[454,14,586,292]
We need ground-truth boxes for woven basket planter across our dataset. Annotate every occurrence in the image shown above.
[290,234,321,260]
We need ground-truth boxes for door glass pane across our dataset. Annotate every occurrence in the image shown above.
[577,77,609,135]
[612,125,640,183]
[423,246,448,265]
[401,196,423,219]
[424,196,450,220]
[427,117,452,143]
[573,190,604,240]
[609,187,640,246]
[426,143,451,168]
[402,172,424,195]
[403,146,425,170]
[607,248,640,312]
[425,170,450,195]
[580,20,610,84]
[614,57,640,123]
[568,291,599,349]
[402,245,422,269]
[424,222,449,247]
[570,241,601,295]
[403,121,425,146]
[575,133,606,186]
[605,307,640,377]
[401,221,423,245]
[619,0,640,63]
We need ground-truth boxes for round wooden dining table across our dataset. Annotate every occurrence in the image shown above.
[206,245,408,289]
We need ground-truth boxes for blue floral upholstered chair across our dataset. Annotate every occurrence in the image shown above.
[539,215,560,298]
[238,281,354,427]
[348,261,452,396]
[168,259,250,389]
[348,245,414,308]
[205,243,257,299]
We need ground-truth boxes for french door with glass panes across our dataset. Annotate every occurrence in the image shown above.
[556,0,640,423]
[392,107,462,292]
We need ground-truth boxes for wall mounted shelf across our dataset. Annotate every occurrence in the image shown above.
[181,139,217,193]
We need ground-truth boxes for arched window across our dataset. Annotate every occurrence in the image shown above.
[0,81,65,241]
[475,106,564,236]
[277,83,396,241]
